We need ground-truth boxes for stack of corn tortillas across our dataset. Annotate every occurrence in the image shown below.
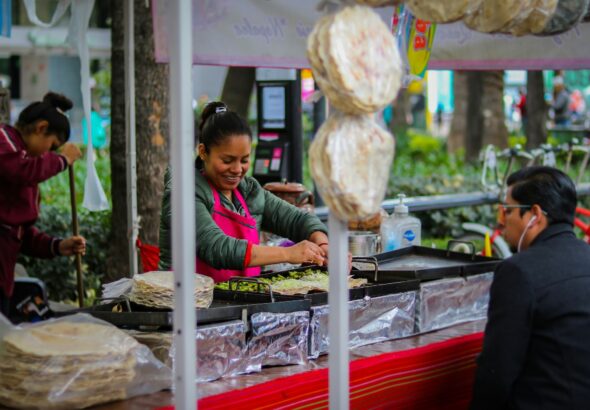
[307,5,399,221]
[405,0,586,36]
[0,320,140,409]
[354,0,402,8]
[129,271,214,309]
[307,5,402,114]
[406,0,483,23]
[309,113,394,221]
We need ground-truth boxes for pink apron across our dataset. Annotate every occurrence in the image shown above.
[197,182,261,283]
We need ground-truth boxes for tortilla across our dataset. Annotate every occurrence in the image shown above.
[307,6,402,114]
[406,0,482,23]
[309,112,395,221]
[129,270,214,309]
[510,0,559,35]
[464,0,528,33]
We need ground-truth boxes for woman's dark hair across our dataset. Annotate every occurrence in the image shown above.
[16,92,73,143]
[196,101,252,169]
[507,166,577,225]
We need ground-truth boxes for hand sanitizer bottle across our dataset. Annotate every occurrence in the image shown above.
[392,194,421,249]
[380,211,398,252]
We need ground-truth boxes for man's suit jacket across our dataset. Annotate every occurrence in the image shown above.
[471,223,590,410]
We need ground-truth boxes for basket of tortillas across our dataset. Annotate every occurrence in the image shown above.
[129,271,214,309]
[0,313,171,409]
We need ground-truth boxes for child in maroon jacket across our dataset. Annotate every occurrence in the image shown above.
[0,92,86,316]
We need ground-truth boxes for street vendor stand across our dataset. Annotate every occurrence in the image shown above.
[92,320,485,410]
[150,2,590,409]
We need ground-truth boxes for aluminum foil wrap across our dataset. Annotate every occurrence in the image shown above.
[246,311,309,371]
[417,272,493,333]
[131,320,247,383]
[309,291,417,358]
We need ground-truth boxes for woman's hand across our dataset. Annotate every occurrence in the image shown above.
[60,143,83,165]
[286,240,326,265]
[310,232,353,270]
[59,236,86,256]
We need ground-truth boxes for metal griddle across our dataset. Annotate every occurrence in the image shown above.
[56,296,310,329]
[214,264,420,306]
[352,245,500,282]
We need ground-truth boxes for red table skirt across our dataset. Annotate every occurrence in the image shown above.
[159,331,484,410]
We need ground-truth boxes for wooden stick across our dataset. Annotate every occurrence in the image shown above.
[68,165,85,307]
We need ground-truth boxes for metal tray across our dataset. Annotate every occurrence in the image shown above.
[214,264,420,306]
[56,297,310,329]
[354,245,500,282]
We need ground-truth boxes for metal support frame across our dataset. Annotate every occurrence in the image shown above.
[328,213,349,409]
[124,0,138,277]
[169,0,197,408]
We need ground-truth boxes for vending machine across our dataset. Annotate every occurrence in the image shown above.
[253,69,302,186]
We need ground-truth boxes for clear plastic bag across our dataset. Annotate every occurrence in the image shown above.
[309,112,395,221]
[0,313,171,409]
[354,0,402,7]
[461,0,587,36]
[538,0,590,35]
[307,5,403,114]
[405,0,482,23]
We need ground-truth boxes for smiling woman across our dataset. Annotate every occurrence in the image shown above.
[158,101,331,283]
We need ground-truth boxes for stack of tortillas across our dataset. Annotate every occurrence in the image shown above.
[309,113,394,220]
[307,5,402,114]
[129,271,214,309]
[354,0,402,8]
[0,320,140,409]
[307,5,399,221]
[404,0,587,36]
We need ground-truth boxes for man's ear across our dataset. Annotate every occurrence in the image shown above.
[35,120,49,136]
[530,204,545,224]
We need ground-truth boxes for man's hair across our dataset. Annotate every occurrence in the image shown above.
[507,166,577,225]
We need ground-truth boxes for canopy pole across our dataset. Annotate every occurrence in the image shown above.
[124,0,138,277]
[169,0,197,408]
[328,213,349,409]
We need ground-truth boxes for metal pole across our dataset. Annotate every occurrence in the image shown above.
[169,0,197,409]
[328,213,349,410]
[68,165,84,308]
[124,0,138,277]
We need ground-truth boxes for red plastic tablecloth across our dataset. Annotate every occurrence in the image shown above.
[158,331,484,410]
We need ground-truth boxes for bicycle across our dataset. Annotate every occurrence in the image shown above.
[452,141,590,258]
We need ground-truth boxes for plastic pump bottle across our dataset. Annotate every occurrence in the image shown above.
[388,194,421,250]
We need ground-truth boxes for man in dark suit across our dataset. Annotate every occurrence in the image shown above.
[471,166,590,410]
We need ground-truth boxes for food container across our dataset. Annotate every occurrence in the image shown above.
[263,181,314,213]
[348,231,380,256]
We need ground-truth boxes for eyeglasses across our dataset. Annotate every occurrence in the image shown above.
[497,204,532,225]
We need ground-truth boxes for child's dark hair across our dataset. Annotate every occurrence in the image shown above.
[196,101,252,169]
[16,92,73,143]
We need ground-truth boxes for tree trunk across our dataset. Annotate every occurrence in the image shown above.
[481,71,508,149]
[526,71,547,149]
[220,67,255,118]
[135,0,169,247]
[465,71,485,162]
[448,71,468,153]
[107,0,128,281]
